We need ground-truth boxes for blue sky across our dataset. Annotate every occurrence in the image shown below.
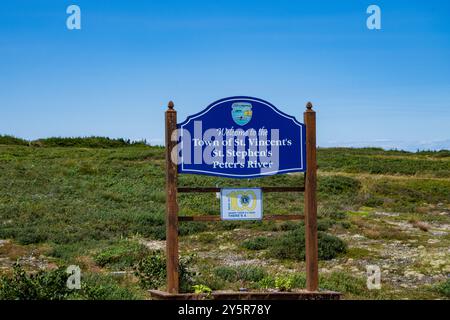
[1,0,449,149]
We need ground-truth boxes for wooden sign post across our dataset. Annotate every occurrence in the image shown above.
[304,102,318,291]
[157,98,337,299]
[165,101,179,293]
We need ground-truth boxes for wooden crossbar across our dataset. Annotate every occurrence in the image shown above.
[178,186,304,193]
[178,214,304,222]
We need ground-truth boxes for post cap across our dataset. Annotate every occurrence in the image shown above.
[306,102,313,110]
[168,101,175,109]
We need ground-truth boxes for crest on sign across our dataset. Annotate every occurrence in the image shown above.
[231,102,253,126]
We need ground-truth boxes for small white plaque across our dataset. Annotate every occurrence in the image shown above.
[220,188,263,221]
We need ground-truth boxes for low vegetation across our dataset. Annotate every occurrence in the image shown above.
[0,263,142,300]
[0,137,449,299]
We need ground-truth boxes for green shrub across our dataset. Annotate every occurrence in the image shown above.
[214,265,266,283]
[435,279,450,298]
[15,228,49,245]
[30,137,147,148]
[0,263,143,300]
[179,222,208,236]
[144,222,209,241]
[317,218,334,231]
[94,241,149,270]
[318,232,348,259]
[291,273,307,288]
[0,135,28,146]
[318,148,450,177]
[278,221,301,231]
[275,276,293,292]
[214,266,238,282]
[73,273,141,300]
[363,196,384,207]
[258,273,306,290]
[339,221,352,229]
[148,226,167,240]
[241,236,270,250]
[217,221,240,231]
[238,266,267,282]
[319,176,361,195]
[257,276,275,289]
[319,272,366,296]
[197,232,216,243]
[372,179,450,207]
[268,227,347,261]
[134,251,194,293]
[320,209,346,220]
[0,264,70,300]
[193,272,227,291]
[193,284,212,295]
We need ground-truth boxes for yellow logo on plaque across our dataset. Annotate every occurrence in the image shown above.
[220,188,262,220]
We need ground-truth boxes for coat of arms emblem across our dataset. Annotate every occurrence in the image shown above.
[231,102,253,126]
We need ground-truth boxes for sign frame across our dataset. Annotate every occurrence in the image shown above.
[163,98,319,295]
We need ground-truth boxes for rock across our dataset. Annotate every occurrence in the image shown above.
[430,231,447,236]
[430,259,446,268]
[375,211,400,217]
[427,239,440,244]
[109,271,128,278]
[418,245,425,249]
[404,270,425,280]
[139,240,165,251]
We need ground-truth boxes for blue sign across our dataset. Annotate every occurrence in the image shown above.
[176,96,306,178]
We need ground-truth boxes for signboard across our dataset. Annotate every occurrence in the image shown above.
[220,188,263,220]
[163,98,320,294]
[176,96,306,178]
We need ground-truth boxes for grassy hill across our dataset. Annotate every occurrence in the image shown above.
[0,136,449,299]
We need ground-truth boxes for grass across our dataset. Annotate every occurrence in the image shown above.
[0,135,29,146]
[267,227,347,261]
[0,137,449,299]
[0,263,143,300]
[93,240,149,270]
[318,147,450,177]
[434,279,450,298]
[241,236,271,250]
[214,265,267,283]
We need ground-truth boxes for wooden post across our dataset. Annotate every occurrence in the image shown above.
[165,100,179,293]
[304,101,319,291]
